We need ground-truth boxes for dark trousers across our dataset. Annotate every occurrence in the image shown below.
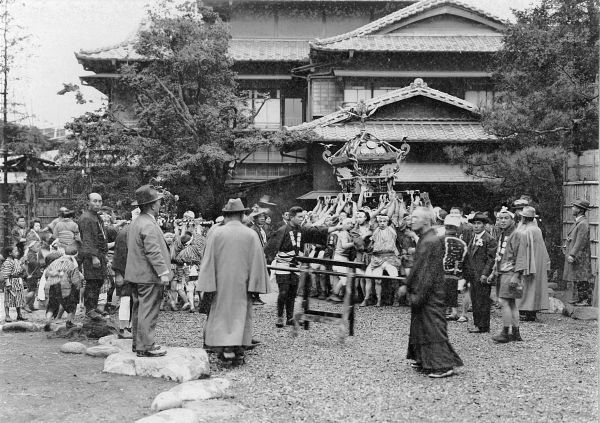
[444,276,459,308]
[131,283,163,352]
[84,279,104,311]
[576,280,594,304]
[470,279,491,329]
[276,273,299,320]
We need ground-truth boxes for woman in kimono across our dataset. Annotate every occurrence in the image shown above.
[2,245,28,322]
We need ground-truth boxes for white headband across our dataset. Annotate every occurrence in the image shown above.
[497,206,514,218]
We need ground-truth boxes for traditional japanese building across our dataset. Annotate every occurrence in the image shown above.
[75,0,508,210]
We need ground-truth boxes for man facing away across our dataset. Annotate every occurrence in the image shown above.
[78,193,108,320]
[400,207,463,379]
[125,185,173,357]
[197,198,270,364]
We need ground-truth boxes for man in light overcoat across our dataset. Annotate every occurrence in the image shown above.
[126,185,173,357]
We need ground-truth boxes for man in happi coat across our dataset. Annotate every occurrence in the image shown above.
[264,206,341,328]
[197,198,270,364]
[516,206,550,322]
[400,207,463,379]
[563,198,594,306]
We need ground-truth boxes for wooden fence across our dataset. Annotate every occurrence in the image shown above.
[562,149,599,287]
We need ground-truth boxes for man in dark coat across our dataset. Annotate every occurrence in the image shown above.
[563,198,594,306]
[111,206,140,339]
[465,212,497,333]
[400,207,463,378]
[126,186,173,357]
[78,193,108,320]
[264,206,341,328]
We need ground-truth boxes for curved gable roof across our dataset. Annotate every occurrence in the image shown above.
[288,78,480,131]
[312,0,508,49]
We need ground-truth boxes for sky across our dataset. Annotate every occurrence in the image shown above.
[15,0,537,129]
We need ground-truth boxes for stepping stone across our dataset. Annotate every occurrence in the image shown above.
[135,408,198,423]
[104,351,136,376]
[86,345,121,357]
[98,334,118,345]
[2,322,41,332]
[183,399,243,421]
[151,378,231,411]
[60,342,88,354]
[98,334,133,351]
[104,347,210,382]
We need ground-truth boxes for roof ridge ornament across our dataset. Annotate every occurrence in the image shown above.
[411,78,427,88]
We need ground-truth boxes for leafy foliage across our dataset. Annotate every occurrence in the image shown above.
[484,0,598,151]
[3,123,55,154]
[446,0,599,271]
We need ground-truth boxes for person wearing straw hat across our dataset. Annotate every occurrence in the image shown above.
[197,198,270,364]
[125,185,173,357]
[249,207,270,305]
[515,206,550,322]
[563,198,594,306]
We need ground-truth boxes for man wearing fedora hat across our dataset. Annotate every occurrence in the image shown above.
[126,185,173,357]
[563,198,594,306]
[465,212,497,333]
[197,198,270,364]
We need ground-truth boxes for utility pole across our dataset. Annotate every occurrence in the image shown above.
[0,0,8,248]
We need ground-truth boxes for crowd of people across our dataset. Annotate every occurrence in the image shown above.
[0,183,594,377]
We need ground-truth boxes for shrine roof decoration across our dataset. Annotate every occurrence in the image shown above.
[311,0,508,52]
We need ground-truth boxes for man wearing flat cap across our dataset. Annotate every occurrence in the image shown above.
[197,198,270,364]
[126,185,172,357]
[465,212,497,333]
[563,199,594,306]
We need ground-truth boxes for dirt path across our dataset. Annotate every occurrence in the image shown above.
[0,332,175,423]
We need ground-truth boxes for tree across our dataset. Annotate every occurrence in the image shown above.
[114,1,314,215]
[445,0,599,271]
[58,111,145,213]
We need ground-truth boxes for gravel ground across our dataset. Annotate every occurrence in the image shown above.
[155,292,598,423]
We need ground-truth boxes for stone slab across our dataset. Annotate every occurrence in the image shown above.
[183,399,243,421]
[86,345,121,357]
[135,408,198,423]
[151,378,231,411]
[103,347,210,382]
[104,351,137,376]
[60,342,88,354]
[2,322,41,332]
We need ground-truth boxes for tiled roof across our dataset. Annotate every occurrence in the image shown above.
[314,0,508,47]
[76,39,310,63]
[76,40,147,62]
[228,39,310,61]
[393,162,483,183]
[289,78,480,131]
[313,122,495,142]
[312,34,503,52]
